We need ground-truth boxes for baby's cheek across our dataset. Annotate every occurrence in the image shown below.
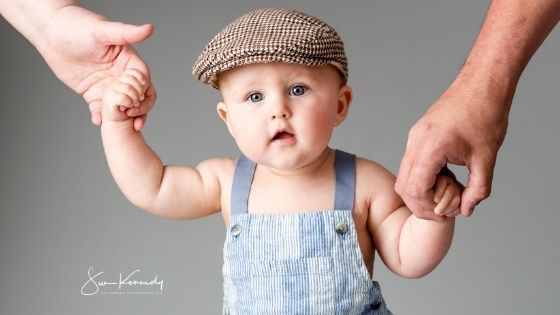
[307,118,334,144]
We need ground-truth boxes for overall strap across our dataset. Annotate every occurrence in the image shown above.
[230,150,356,214]
[230,155,256,214]
[334,150,356,211]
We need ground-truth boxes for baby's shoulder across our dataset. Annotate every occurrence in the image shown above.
[196,157,237,179]
[355,156,396,180]
[354,156,398,195]
[353,156,403,225]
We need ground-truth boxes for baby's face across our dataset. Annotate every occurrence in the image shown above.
[217,62,352,170]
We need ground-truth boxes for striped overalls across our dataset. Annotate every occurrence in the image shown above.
[223,150,391,314]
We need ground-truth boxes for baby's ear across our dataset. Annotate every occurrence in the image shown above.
[334,85,353,126]
[216,102,228,122]
[216,102,234,136]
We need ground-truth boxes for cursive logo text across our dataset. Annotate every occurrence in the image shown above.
[81,266,164,296]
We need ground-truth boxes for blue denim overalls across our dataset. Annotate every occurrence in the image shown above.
[223,150,391,314]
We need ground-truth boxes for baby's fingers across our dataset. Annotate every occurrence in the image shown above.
[105,86,136,110]
[433,176,448,204]
[123,68,149,86]
[127,83,157,124]
[111,81,142,108]
[439,195,461,216]
[434,182,457,215]
[117,76,145,107]
[121,69,149,105]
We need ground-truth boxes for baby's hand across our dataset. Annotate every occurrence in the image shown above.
[433,175,463,217]
[102,69,150,123]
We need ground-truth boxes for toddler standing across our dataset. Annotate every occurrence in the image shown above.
[101,8,461,314]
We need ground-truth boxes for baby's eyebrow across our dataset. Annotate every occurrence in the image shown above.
[229,87,251,98]
[220,85,255,102]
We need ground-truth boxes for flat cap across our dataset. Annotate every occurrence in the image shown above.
[192,8,348,89]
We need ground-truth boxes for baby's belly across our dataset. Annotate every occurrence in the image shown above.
[222,208,376,277]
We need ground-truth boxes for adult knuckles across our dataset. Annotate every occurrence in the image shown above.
[405,185,427,199]
[394,178,406,195]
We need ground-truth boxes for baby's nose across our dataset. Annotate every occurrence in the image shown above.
[270,100,291,119]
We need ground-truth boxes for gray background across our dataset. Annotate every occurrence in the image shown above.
[1,0,559,314]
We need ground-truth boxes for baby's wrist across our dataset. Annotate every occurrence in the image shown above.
[100,117,135,131]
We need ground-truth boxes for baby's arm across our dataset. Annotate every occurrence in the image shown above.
[101,69,221,219]
[367,163,460,278]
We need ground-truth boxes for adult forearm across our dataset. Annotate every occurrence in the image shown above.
[0,0,77,48]
[459,0,560,100]
[101,121,164,210]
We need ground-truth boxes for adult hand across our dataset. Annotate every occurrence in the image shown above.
[395,0,560,220]
[36,5,155,130]
[395,74,511,220]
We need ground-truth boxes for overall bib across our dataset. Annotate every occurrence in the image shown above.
[223,150,391,314]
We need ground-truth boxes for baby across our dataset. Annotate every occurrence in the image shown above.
[101,8,461,315]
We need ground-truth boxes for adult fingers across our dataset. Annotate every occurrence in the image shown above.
[395,133,417,196]
[396,152,440,220]
[399,155,447,220]
[397,175,444,221]
[91,109,102,126]
[93,21,153,45]
[122,46,152,82]
[460,156,495,217]
[89,100,102,126]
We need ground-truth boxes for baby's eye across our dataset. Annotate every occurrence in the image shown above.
[248,92,264,103]
[289,85,307,96]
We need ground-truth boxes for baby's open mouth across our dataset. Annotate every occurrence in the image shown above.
[272,131,295,141]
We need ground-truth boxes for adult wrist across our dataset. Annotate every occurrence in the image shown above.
[0,0,78,54]
[453,61,517,112]
[32,1,79,56]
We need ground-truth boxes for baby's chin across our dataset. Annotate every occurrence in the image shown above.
[248,148,333,175]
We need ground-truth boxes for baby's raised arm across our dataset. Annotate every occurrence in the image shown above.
[366,162,461,278]
[101,69,222,219]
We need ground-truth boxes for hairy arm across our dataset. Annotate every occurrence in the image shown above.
[463,0,560,91]
[396,0,560,219]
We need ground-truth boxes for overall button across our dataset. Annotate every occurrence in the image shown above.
[230,224,242,236]
[335,223,348,235]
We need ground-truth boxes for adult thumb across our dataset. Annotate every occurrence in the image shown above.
[460,157,494,217]
[93,21,153,45]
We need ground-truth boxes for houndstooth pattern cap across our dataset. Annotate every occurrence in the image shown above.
[192,8,348,89]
